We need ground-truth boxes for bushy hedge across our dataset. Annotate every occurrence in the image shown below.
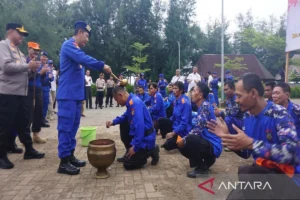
[291,85,300,98]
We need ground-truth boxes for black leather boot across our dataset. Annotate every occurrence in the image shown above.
[70,150,86,167]
[0,155,14,169]
[57,156,80,175]
[7,142,23,154]
[150,145,160,165]
[24,148,45,160]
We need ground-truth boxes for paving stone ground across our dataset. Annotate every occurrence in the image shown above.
[2,98,300,200]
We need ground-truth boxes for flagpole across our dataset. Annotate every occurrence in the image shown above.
[285,52,289,83]
[221,0,224,102]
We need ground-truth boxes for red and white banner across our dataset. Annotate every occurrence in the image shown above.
[286,0,300,52]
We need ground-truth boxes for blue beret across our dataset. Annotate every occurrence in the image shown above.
[213,72,217,75]
[159,74,164,78]
[75,21,91,36]
[226,70,231,74]
[48,60,53,64]
[40,51,48,57]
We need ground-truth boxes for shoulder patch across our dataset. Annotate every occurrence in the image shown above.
[73,42,80,49]
[181,98,185,104]
[129,99,134,105]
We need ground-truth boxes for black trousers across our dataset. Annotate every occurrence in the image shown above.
[85,86,92,108]
[179,134,216,169]
[95,91,104,107]
[0,94,33,157]
[227,164,300,200]
[105,88,113,105]
[158,118,173,139]
[28,87,43,133]
[119,121,152,170]
[166,104,174,119]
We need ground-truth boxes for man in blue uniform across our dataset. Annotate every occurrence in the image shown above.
[207,73,300,200]
[272,82,300,136]
[137,86,150,104]
[106,86,159,169]
[159,82,192,151]
[56,21,111,175]
[215,80,243,134]
[158,74,168,98]
[209,72,219,106]
[264,81,275,102]
[27,43,48,143]
[148,83,166,122]
[40,51,53,127]
[225,70,234,81]
[137,73,147,92]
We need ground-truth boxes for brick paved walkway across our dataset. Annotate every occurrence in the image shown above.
[4,98,295,200]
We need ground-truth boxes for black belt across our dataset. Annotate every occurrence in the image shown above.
[144,128,154,136]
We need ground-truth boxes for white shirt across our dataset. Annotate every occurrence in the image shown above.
[85,75,93,86]
[187,72,201,92]
[171,75,185,84]
[208,75,213,88]
[50,69,57,91]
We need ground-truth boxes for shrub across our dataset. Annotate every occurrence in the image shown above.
[291,85,300,98]
[126,84,134,93]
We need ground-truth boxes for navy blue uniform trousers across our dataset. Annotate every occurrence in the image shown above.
[57,100,81,158]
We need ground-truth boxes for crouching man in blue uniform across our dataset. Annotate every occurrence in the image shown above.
[106,86,160,170]
[56,21,111,175]
[207,73,300,200]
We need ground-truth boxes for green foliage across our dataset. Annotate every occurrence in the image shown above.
[91,84,97,97]
[125,42,151,74]
[291,86,300,98]
[215,56,247,70]
[125,84,134,94]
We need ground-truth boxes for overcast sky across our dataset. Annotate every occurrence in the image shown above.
[195,0,288,33]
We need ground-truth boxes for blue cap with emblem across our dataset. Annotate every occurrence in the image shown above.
[48,60,53,64]
[40,51,49,57]
[140,73,144,76]
[226,70,231,74]
[213,72,217,75]
[159,74,164,78]
[74,21,92,36]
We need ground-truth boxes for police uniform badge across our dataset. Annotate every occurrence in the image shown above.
[265,129,272,141]
[86,25,91,32]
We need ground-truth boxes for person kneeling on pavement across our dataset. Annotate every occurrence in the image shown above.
[177,82,222,178]
[106,86,159,170]
[158,81,192,151]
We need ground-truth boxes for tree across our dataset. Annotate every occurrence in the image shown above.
[242,28,285,75]
[125,42,151,74]
[214,56,247,71]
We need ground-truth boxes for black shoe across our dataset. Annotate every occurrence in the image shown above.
[150,145,160,165]
[7,143,23,154]
[41,123,50,128]
[116,105,120,107]
[95,106,97,109]
[109,105,113,107]
[90,107,93,109]
[117,156,126,162]
[44,119,49,123]
[0,156,14,169]
[187,167,208,178]
[57,157,80,175]
[70,151,86,167]
[81,114,86,117]
[100,106,103,109]
[105,104,108,108]
[24,149,45,160]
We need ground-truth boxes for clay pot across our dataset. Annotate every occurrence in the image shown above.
[87,139,116,179]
